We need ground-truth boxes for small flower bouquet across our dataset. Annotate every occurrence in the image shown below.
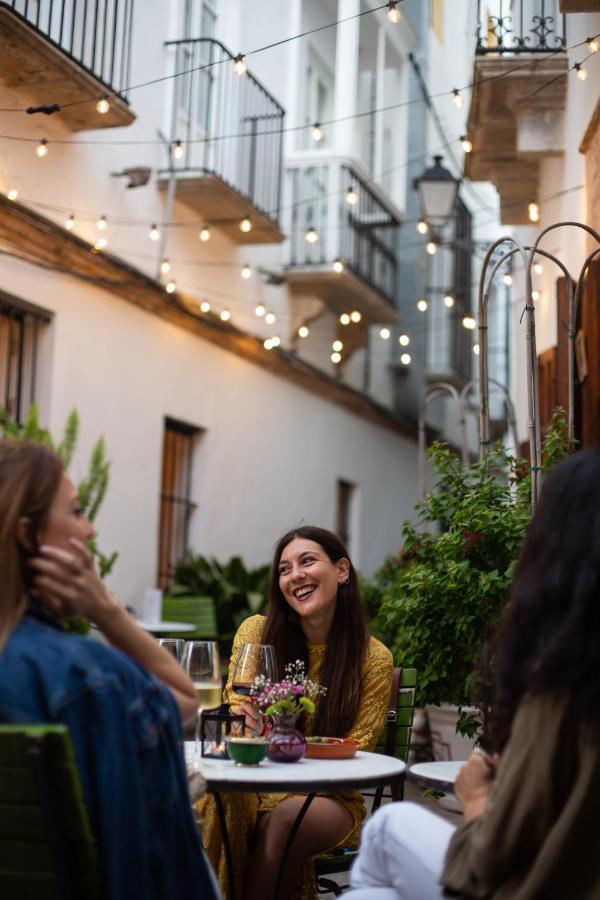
[251,660,327,717]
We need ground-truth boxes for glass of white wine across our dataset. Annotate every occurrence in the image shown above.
[181,640,222,766]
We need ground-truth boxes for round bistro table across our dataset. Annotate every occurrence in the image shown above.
[408,760,465,794]
[185,744,406,900]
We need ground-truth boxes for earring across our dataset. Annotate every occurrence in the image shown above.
[339,574,350,586]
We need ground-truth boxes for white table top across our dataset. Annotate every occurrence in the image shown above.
[408,760,465,792]
[185,743,406,793]
[136,620,196,633]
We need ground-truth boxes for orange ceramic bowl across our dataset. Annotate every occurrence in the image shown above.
[304,738,359,760]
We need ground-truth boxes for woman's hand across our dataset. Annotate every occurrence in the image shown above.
[455,751,497,821]
[236,700,265,737]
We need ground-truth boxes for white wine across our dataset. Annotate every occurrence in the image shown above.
[194,681,222,710]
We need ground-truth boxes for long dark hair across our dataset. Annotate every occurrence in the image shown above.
[262,525,369,737]
[491,448,600,750]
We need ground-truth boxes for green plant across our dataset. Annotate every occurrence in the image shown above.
[170,553,269,652]
[367,408,573,714]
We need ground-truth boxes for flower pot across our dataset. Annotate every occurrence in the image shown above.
[268,712,306,763]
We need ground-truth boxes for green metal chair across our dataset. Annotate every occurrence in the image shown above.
[0,724,101,900]
[314,666,418,896]
[161,593,218,640]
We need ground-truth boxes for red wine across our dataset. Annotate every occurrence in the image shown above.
[232,682,254,697]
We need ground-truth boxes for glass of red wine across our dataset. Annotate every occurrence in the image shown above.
[232,643,277,699]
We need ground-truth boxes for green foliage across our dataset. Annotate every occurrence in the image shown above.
[367,409,573,710]
[170,553,269,652]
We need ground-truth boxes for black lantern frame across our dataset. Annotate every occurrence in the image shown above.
[200,703,245,758]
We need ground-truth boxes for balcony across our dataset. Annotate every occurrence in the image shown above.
[467,0,568,224]
[286,159,400,343]
[0,0,135,130]
[158,39,285,245]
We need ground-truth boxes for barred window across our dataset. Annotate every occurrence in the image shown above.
[0,290,51,423]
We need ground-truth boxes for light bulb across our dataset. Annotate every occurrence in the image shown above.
[386,1,401,24]
[265,312,276,325]
[241,264,252,279]
[94,237,107,251]
[165,280,176,294]
[7,189,18,201]
[240,217,252,233]
[350,311,362,323]
[305,226,319,244]
[160,259,171,274]
[417,219,429,235]
[65,214,75,230]
[264,338,273,350]
[462,315,476,330]
[588,37,599,53]
[399,333,410,346]
[200,301,211,313]
[220,309,231,321]
[417,298,428,312]
[270,336,281,347]
[311,122,323,142]
[149,223,160,241]
[400,353,411,365]
[172,140,184,160]
[331,352,342,364]
[255,304,266,317]
[199,226,211,242]
[426,240,437,255]
[460,135,473,153]
[36,139,48,158]
[380,327,390,340]
[473,343,480,356]
[452,89,463,108]
[332,258,344,273]
[340,313,350,325]
[528,201,540,223]
[503,273,513,286]
[533,262,543,275]
[96,215,107,231]
[298,326,309,338]
[233,53,247,76]
[346,186,358,205]
[444,294,455,308]
[576,63,588,82]
[332,339,343,352]
[532,290,541,301]
[96,96,110,114]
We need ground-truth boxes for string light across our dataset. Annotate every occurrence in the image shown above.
[400,353,411,365]
[532,290,541,301]
[311,122,323,142]
[264,338,273,350]
[417,298,428,312]
[588,37,599,53]
[473,343,480,356]
[36,139,48,158]
[575,63,588,81]
[240,217,252,233]
[241,264,252,279]
[65,214,75,230]
[305,226,319,244]
[94,237,107,251]
[533,262,543,275]
[462,315,476,330]
[416,219,429,235]
[298,325,309,338]
[332,339,343,352]
[96,215,107,231]
[528,201,540,223]
[350,311,361,323]
[149,223,160,241]
[386,1,401,24]
[220,309,231,321]
[452,88,463,108]
[399,333,410,346]
[171,140,184,160]
[7,189,18,201]
[200,301,211,313]
[346,186,358,205]
[380,327,390,340]
[160,259,171,274]
[233,54,247,76]
[503,273,513,285]
[332,259,344,273]
[426,240,437,255]
[444,294,455,308]
[331,352,342,364]
[96,96,110,114]
[255,303,266,317]
[340,313,350,325]
[460,135,473,153]
[270,336,281,347]
[165,280,176,293]
[199,226,211,242]
[265,312,276,325]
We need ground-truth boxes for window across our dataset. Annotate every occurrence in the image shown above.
[301,48,333,149]
[0,290,50,423]
[336,479,356,552]
[179,0,218,132]
[157,417,201,587]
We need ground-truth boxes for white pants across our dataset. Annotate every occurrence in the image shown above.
[347,802,456,900]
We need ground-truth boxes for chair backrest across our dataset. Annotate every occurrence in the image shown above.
[162,593,218,639]
[376,667,417,763]
[0,724,101,900]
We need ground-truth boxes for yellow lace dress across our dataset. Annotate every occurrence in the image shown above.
[199,614,393,900]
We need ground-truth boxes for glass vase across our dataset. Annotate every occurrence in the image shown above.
[268,712,306,763]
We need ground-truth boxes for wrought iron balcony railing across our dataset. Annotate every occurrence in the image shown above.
[476,0,566,54]
[2,0,134,99]
[165,38,285,230]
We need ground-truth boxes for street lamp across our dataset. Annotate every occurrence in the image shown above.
[413,155,460,232]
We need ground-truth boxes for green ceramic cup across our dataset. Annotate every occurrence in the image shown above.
[225,736,269,766]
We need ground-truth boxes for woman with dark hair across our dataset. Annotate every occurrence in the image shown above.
[0,440,218,900]
[347,447,600,899]
[201,525,393,899]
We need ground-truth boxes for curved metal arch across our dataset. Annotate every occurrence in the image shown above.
[459,377,519,461]
[418,383,462,503]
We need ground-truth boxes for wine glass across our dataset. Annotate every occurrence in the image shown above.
[181,641,222,765]
[158,638,184,661]
[231,643,277,698]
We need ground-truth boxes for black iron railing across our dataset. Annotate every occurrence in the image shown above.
[3,0,135,99]
[165,38,285,225]
[476,0,566,54]
[288,160,399,307]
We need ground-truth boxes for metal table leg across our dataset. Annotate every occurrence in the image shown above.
[271,792,316,900]
[214,791,237,900]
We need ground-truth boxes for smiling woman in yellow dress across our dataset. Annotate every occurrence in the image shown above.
[200,525,393,900]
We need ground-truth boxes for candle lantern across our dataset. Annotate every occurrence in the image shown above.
[200,703,245,758]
